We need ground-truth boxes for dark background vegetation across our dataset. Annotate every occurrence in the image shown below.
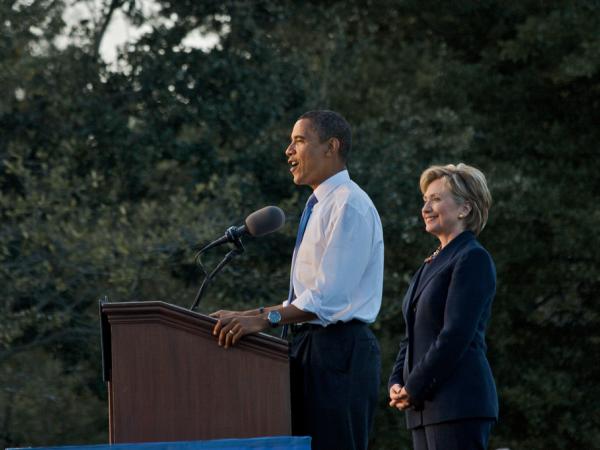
[1,1,599,449]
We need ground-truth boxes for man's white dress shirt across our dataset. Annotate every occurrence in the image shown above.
[286,170,384,326]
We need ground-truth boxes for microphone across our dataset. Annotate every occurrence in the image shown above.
[199,206,286,253]
[189,206,286,310]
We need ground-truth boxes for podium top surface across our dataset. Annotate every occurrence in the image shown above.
[99,300,289,382]
[102,300,288,345]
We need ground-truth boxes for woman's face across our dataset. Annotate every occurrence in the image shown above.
[421,178,469,243]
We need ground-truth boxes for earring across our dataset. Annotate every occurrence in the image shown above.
[458,214,464,219]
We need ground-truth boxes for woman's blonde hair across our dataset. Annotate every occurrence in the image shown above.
[420,163,492,235]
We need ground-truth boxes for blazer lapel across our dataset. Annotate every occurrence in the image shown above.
[410,231,475,307]
[403,264,425,319]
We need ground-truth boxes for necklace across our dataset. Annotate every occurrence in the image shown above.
[424,246,442,263]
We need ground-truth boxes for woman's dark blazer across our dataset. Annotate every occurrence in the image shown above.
[388,230,498,429]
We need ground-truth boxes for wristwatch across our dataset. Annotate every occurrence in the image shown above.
[267,310,282,328]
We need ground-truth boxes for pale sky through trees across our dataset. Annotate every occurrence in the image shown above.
[61,0,220,65]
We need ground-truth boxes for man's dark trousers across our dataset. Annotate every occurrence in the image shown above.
[290,320,380,450]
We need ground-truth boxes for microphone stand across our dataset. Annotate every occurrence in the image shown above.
[189,239,245,311]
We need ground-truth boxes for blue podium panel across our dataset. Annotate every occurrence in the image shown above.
[6,436,310,450]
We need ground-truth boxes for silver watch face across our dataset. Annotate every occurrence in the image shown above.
[267,310,282,326]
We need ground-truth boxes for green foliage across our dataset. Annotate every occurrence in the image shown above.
[1,0,598,448]
[1,349,106,447]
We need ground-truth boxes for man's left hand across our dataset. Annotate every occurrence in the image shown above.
[212,315,267,348]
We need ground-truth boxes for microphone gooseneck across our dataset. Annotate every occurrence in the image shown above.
[189,206,286,311]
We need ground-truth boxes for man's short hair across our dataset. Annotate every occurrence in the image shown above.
[298,110,352,161]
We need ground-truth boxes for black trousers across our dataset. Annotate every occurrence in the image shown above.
[290,320,381,450]
[411,418,495,450]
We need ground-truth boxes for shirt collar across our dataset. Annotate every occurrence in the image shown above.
[313,169,350,202]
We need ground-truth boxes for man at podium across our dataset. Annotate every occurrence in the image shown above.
[211,110,384,450]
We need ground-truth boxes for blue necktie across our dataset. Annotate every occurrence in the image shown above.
[292,194,318,259]
[281,193,318,338]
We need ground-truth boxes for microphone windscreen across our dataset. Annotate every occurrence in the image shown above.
[245,206,286,237]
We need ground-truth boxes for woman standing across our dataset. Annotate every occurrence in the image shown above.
[388,163,498,450]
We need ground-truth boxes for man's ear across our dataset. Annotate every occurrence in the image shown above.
[327,137,341,157]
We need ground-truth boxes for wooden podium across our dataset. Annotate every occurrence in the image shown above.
[100,301,291,443]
